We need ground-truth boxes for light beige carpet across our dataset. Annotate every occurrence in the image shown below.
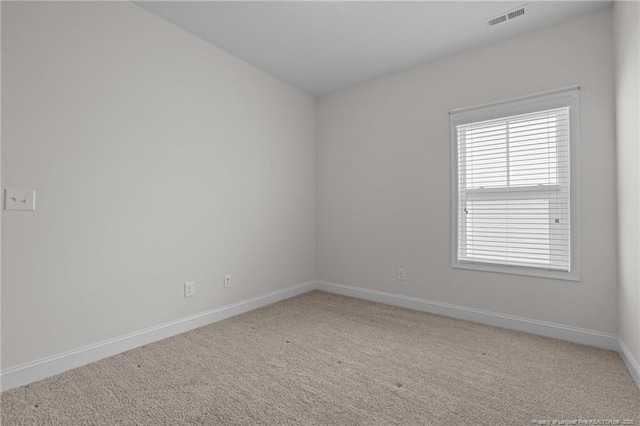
[2,291,639,425]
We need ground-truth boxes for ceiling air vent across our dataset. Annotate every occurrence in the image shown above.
[487,4,527,27]
[507,7,526,20]
[488,15,507,26]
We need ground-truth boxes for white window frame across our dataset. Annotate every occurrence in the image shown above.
[450,87,581,281]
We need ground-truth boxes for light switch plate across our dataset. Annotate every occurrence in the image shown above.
[4,189,36,211]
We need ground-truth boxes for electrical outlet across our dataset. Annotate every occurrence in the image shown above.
[184,281,195,298]
[224,274,231,289]
[397,268,406,281]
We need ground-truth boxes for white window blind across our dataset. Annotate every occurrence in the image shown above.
[450,88,580,280]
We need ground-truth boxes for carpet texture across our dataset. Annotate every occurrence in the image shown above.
[2,291,639,425]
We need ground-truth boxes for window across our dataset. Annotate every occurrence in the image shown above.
[450,87,580,280]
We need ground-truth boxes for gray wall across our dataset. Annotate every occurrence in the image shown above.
[317,8,617,333]
[1,2,317,369]
[2,2,631,373]
[614,0,640,364]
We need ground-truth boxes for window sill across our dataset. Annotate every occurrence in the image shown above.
[451,261,581,281]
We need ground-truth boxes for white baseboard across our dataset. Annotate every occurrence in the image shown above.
[3,280,635,393]
[317,281,619,351]
[619,338,640,390]
[0,281,317,392]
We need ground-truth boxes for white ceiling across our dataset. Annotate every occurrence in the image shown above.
[136,1,611,96]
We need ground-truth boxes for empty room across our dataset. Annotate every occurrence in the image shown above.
[1,0,639,424]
